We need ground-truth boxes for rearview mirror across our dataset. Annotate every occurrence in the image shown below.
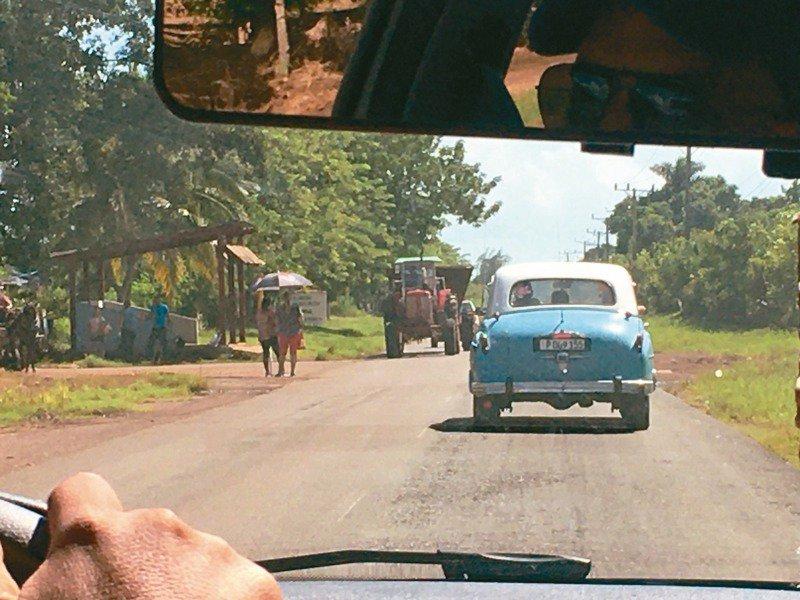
[155,0,800,166]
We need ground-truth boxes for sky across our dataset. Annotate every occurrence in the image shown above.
[440,140,792,264]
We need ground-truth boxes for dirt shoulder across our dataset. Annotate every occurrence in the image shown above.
[654,351,739,395]
[0,361,336,477]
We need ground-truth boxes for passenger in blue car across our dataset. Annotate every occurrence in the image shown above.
[511,281,541,307]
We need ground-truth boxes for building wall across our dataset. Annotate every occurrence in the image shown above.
[76,300,198,356]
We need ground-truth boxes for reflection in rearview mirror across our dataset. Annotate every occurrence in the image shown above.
[157,0,800,146]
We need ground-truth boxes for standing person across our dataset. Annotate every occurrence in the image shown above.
[255,295,279,377]
[0,285,12,325]
[276,292,303,377]
[149,294,170,365]
[87,305,110,357]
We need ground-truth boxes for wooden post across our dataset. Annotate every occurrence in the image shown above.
[216,238,227,346]
[274,0,290,77]
[227,251,237,343]
[97,260,106,300]
[68,266,77,352]
[81,261,90,301]
[236,257,246,342]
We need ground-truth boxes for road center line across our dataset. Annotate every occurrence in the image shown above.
[338,493,365,522]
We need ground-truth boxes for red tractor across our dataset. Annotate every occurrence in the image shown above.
[381,257,473,358]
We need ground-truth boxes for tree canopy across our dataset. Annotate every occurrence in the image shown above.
[606,157,798,329]
[0,0,500,321]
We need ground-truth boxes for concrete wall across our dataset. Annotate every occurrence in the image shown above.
[290,290,328,326]
[76,300,198,356]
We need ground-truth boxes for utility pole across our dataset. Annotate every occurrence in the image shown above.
[575,239,592,260]
[591,212,611,262]
[561,250,578,262]
[274,0,290,78]
[614,183,654,259]
[587,228,602,251]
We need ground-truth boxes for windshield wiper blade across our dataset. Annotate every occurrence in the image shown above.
[256,550,591,583]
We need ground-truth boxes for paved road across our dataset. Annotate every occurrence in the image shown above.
[1,348,798,581]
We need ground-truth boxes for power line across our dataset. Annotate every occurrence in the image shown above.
[591,212,612,262]
[613,182,654,258]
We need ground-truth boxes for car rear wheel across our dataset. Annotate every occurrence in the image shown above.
[620,395,650,431]
[473,395,500,425]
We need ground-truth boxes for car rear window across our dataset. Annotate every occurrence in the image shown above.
[509,279,616,307]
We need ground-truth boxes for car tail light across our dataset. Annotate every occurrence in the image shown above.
[633,333,644,352]
[552,331,574,339]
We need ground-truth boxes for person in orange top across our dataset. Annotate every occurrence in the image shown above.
[275,292,304,377]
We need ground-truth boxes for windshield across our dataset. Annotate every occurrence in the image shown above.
[2,1,799,588]
[510,279,616,308]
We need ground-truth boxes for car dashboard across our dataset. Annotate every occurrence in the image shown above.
[281,580,798,599]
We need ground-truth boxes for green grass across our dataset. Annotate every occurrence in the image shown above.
[647,315,794,356]
[300,314,384,361]
[74,354,128,368]
[0,373,207,426]
[648,315,798,468]
[511,87,542,127]
[199,313,386,361]
[680,353,799,469]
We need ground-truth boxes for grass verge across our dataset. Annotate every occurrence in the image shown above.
[0,373,207,426]
[647,315,793,356]
[648,315,798,468]
[199,313,385,361]
[300,314,384,361]
[678,353,798,468]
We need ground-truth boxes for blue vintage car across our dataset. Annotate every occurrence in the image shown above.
[470,262,655,430]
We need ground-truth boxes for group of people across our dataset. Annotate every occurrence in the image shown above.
[86,295,171,364]
[255,291,304,377]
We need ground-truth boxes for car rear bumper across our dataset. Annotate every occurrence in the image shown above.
[470,379,656,397]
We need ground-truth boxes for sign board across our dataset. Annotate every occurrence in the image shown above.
[290,290,328,326]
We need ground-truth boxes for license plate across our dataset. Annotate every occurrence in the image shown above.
[538,338,586,351]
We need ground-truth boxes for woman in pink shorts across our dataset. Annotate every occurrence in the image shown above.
[276,292,304,377]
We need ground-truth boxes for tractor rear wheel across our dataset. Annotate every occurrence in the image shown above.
[443,322,459,355]
[384,321,402,359]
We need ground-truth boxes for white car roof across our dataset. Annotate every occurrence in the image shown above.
[489,262,639,314]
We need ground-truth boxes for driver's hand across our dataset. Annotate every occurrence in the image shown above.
[2,473,282,599]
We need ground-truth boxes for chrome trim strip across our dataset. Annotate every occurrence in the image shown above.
[471,379,655,396]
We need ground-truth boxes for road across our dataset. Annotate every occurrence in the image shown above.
[1,347,798,581]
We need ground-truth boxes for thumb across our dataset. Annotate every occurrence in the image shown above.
[0,545,20,600]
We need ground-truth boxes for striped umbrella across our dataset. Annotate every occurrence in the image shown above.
[251,271,313,292]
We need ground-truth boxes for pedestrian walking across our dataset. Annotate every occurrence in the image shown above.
[255,295,279,377]
[276,292,303,377]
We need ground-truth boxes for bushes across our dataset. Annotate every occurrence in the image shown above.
[629,208,797,330]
